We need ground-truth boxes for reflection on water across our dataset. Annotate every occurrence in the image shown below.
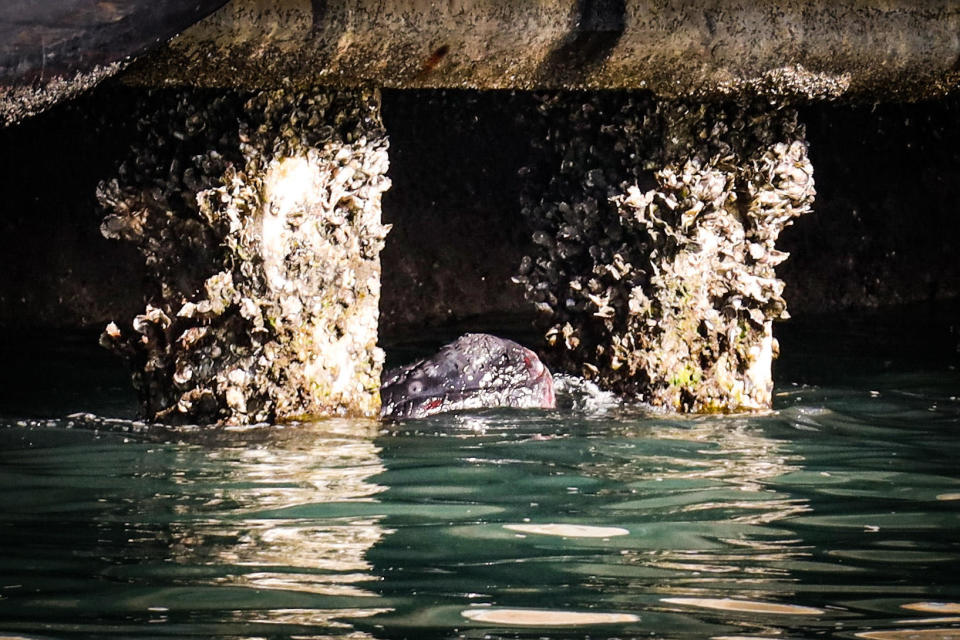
[503,523,630,537]
[461,607,640,625]
[856,630,960,640]
[0,313,959,639]
[661,596,825,615]
[176,424,392,632]
[0,419,393,638]
[563,414,816,632]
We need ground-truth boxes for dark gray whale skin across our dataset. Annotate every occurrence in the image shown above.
[380,333,556,420]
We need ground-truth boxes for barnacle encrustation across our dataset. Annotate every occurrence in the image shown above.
[97,86,391,424]
[517,94,814,412]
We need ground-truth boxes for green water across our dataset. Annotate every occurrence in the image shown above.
[0,310,958,639]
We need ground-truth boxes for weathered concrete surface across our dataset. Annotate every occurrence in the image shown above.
[97,87,390,424]
[0,0,227,126]
[125,0,960,99]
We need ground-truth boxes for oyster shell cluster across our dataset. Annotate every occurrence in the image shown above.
[516,94,814,411]
[97,86,390,424]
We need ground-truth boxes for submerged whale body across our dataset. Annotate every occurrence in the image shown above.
[380,333,556,420]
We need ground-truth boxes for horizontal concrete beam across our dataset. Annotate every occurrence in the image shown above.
[125,0,960,99]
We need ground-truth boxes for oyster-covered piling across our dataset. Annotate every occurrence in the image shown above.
[97,87,390,424]
[517,94,814,411]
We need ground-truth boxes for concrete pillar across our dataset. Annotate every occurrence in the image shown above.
[517,95,813,411]
[97,86,390,424]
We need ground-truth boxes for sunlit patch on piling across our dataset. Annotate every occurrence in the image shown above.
[461,607,638,626]
[503,523,629,538]
[661,597,824,615]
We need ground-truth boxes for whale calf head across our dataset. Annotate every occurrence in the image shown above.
[380,333,556,420]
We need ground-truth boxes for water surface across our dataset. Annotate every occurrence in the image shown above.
[0,309,958,639]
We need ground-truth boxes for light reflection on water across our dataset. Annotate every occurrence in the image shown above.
[0,321,959,639]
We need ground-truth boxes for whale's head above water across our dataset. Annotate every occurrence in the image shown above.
[380,333,556,420]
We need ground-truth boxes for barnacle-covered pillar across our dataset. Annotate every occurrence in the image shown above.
[97,87,390,424]
[517,96,814,411]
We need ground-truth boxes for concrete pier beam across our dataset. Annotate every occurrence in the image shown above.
[97,87,390,424]
[125,0,960,99]
[0,1,228,126]
[517,94,813,411]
